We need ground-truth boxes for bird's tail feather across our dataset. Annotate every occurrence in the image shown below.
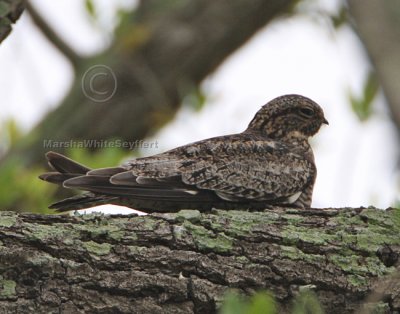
[48,193,118,212]
[39,151,231,213]
[39,151,91,185]
[38,151,207,212]
[38,151,117,212]
[46,151,90,174]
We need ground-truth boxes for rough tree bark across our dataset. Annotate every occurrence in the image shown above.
[0,0,24,44]
[0,207,399,313]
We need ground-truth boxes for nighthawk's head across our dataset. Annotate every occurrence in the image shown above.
[246,94,328,139]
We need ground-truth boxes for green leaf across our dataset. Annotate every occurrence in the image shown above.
[247,292,277,314]
[0,118,22,152]
[330,5,348,29]
[219,291,249,314]
[67,146,129,170]
[349,71,379,122]
[5,119,22,147]
[0,158,57,213]
[184,87,207,112]
[219,290,277,314]
[292,291,324,314]
[85,0,96,19]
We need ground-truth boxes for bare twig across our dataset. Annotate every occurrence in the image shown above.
[26,1,81,68]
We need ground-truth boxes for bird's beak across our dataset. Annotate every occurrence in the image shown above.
[322,117,329,125]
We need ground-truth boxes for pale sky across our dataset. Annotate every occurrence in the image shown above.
[0,0,398,214]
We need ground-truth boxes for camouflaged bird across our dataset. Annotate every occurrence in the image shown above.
[39,94,328,213]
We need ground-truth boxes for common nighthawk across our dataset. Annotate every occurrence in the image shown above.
[39,94,328,213]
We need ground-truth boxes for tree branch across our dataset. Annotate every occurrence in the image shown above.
[26,1,81,68]
[0,0,25,44]
[0,207,398,313]
[347,0,400,138]
[5,0,297,166]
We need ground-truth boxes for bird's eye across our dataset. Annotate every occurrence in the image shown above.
[299,107,314,118]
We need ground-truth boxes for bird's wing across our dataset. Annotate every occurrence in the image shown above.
[122,136,315,202]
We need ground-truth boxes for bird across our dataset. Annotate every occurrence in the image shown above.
[39,94,328,213]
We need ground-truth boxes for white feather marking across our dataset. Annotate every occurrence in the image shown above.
[215,191,238,201]
[286,191,302,204]
[184,190,199,195]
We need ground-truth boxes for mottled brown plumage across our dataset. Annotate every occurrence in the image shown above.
[39,94,328,213]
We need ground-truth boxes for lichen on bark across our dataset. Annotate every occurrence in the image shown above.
[0,207,398,313]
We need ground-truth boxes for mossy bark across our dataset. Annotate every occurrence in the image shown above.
[0,207,399,313]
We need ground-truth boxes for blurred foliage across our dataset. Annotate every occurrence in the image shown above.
[296,0,348,30]
[219,290,276,314]
[84,0,96,20]
[115,21,151,53]
[66,144,130,170]
[291,290,324,314]
[299,2,381,124]
[349,71,379,122]
[114,0,192,53]
[183,86,208,112]
[0,119,55,213]
[219,290,324,314]
[330,5,348,29]
[0,119,131,213]
[0,119,22,155]
[0,158,57,214]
